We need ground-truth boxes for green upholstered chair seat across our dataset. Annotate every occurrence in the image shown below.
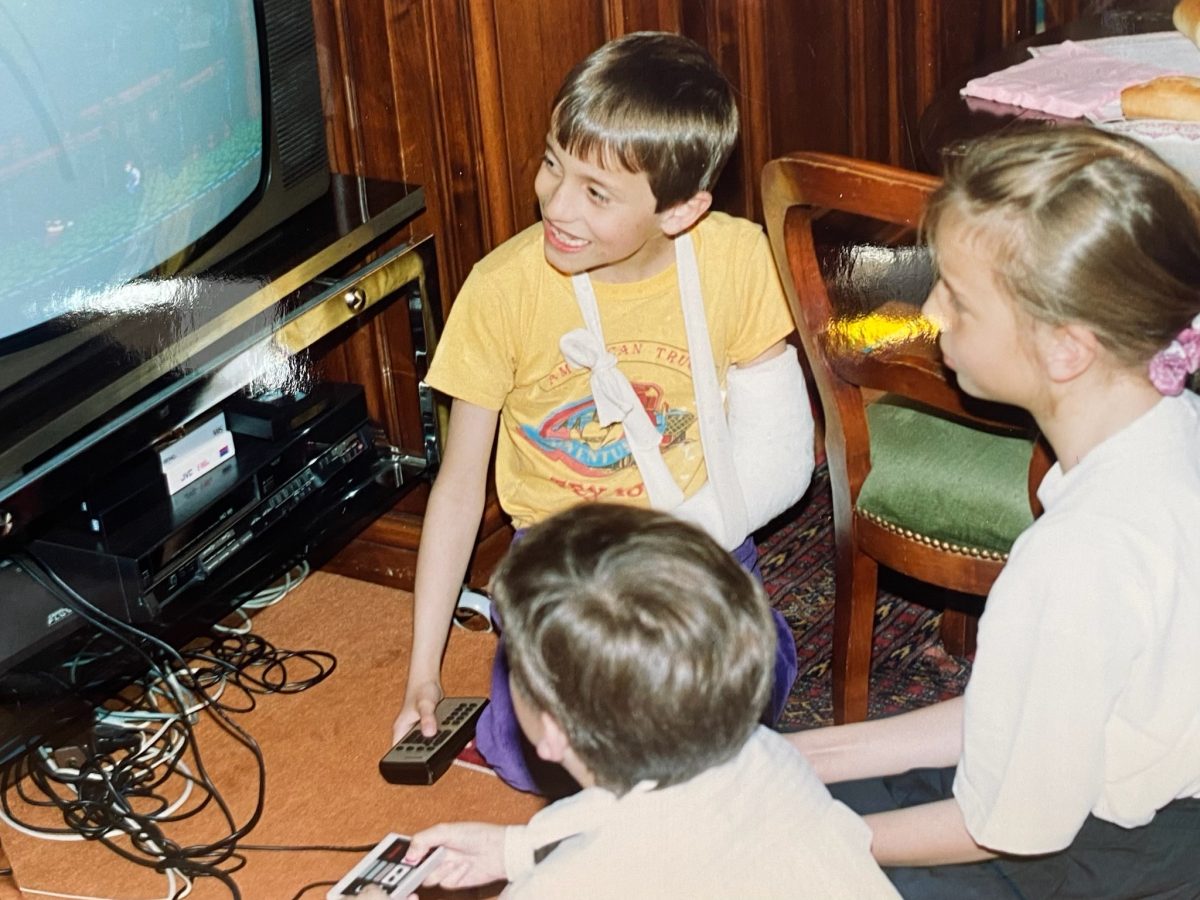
[857,396,1036,558]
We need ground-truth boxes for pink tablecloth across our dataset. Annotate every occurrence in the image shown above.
[961,40,1175,118]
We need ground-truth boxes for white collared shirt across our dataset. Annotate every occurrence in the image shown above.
[956,392,1200,854]
[502,727,898,898]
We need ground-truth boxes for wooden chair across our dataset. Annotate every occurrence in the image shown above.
[762,152,1051,724]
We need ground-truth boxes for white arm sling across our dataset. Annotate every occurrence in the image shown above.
[560,231,813,549]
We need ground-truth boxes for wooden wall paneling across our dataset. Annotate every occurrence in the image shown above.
[935,2,1021,90]
[759,1,854,162]
[1042,0,1083,29]
[854,0,901,165]
[752,0,901,198]
[604,0,682,34]
[425,0,492,310]
[328,2,406,182]
[1003,0,1036,41]
[464,0,516,249]
[378,2,456,247]
[346,4,441,452]
[310,1,356,176]
[311,0,477,314]
[755,0,902,174]
[312,0,453,205]
[732,0,769,222]
[845,0,871,161]
[752,0,1048,182]
[487,0,548,237]
[891,0,1047,172]
[894,0,940,169]
[682,0,756,220]
[485,2,613,240]
[309,1,434,449]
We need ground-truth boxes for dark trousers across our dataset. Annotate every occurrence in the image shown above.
[830,767,1200,899]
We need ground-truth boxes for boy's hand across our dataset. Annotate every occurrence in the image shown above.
[393,679,444,744]
[347,888,415,900]
[404,822,507,890]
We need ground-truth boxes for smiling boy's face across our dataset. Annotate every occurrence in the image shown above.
[535,135,682,285]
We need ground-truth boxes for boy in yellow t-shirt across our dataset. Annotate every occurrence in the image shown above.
[392,31,814,794]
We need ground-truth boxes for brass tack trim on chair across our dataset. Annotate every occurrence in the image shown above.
[858,509,1009,562]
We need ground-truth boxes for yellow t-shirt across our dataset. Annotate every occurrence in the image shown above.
[426,212,794,529]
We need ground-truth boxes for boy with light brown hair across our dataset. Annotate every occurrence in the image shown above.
[394,504,896,898]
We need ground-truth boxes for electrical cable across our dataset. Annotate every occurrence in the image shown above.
[188,629,335,691]
[17,868,188,900]
[5,551,338,899]
[241,841,377,853]
[9,559,242,896]
[211,562,311,637]
[288,881,337,900]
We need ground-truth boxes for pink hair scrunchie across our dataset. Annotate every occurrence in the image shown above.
[1149,322,1200,396]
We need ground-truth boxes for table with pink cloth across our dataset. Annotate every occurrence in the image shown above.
[960,31,1200,182]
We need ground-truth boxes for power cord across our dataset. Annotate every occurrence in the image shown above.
[213,561,312,636]
[4,551,335,899]
[241,842,377,853]
[290,881,337,900]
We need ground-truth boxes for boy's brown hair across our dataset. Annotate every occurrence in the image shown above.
[923,125,1200,368]
[490,503,774,794]
[549,31,738,211]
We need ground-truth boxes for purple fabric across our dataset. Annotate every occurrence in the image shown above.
[475,535,799,794]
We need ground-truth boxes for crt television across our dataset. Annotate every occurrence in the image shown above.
[0,0,330,541]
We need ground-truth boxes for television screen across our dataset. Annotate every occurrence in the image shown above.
[0,0,335,535]
[0,0,264,340]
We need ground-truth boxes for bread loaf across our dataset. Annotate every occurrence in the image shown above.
[1121,75,1200,122]
[1175,0,1200,49]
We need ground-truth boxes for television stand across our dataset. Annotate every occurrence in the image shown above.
[0,176,442,763]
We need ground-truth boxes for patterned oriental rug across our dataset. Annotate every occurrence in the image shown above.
[759,464,973,731]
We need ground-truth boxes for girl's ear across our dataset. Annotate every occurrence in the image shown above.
[1041,321,1100,383]
[659,191,712,237]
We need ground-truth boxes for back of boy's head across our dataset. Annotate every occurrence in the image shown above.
[490,503,774,794]
[924,125,1200,369]
[550,31,738,211]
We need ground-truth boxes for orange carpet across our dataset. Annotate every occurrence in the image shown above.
[0,572,543,899]
[0,843,17,899]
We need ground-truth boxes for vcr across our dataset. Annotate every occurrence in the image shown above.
[31,383,382,624]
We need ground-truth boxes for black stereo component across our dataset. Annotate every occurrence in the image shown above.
[30,383,378,624]
[224,387,335,442]
[0,558,83,677]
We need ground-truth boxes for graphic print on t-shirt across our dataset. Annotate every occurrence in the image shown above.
[519,381,696,476]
